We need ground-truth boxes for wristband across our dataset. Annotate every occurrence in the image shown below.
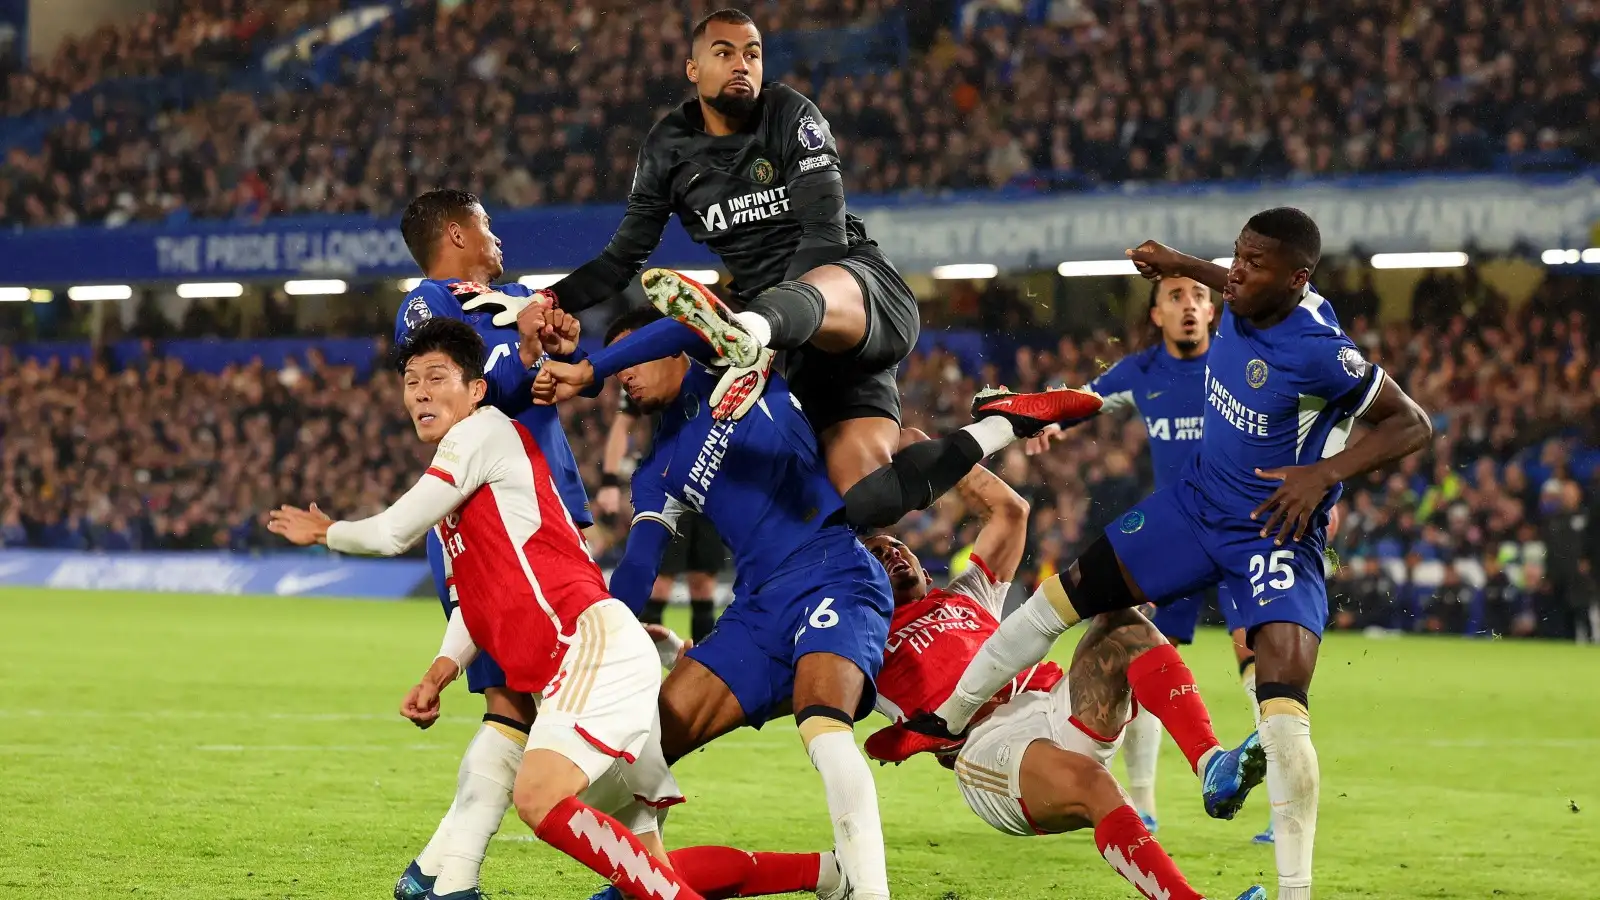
[600,472,621,488]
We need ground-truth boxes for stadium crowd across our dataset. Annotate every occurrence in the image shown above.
[5,0,1599,226]
[5,280,1597,639]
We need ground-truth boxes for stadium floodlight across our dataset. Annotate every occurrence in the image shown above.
[397,278,423,292]
[931,264,999,280]
[1541,249,1568,265]
[1057,259,1138,277]
[1368,252,1468,270]
[518,273,567,290]
[0,287,30,302]
[284,279,348,295]
[67,284,133,301]
[1563,249,1581,264]
[1582,248,1600,264]
[677,269,722,285]
[176,282,245,299]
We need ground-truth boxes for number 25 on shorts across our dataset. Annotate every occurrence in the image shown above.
[1248,551,1295,601]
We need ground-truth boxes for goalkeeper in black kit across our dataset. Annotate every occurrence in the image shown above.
[473,8,1097,530]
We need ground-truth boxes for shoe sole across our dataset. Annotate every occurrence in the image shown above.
[641,268,759,367]
[1209,741,1268,820]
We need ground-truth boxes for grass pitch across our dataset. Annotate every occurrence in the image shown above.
[1,588,1596,899]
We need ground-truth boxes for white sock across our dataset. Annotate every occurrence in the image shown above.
[1261,707,1318,900]
[732,311,773,348]
[934,589,1067,732]
[959,416,1018,457]
[414,797,459,876]
[1121,705,1161,819]
[814,850,843,898]
[806,730,890,900]
[433,723,524,895]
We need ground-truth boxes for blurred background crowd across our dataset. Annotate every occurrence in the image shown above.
[4,0,1599,226]
[2,0,1598,641]
[5,266,1598,639]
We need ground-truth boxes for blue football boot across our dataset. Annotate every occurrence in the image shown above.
[1252,819,1276,844]
[425,889,484,900]
[1139,812,1160,833]
[583,887,622,900]
[1201,731,1267,820]
[394,861,434,900]
[1232,886,1268,900]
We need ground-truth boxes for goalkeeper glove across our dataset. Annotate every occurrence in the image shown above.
[461,288,557,328]
[709,347,776,421]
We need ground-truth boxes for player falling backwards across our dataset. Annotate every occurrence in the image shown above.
[902,209,1433,900]
[1027,274,1271,839]
[533,306,1099,900]
[467,8,1020,533]
[862,430,1265,900]
[269,318,842,900]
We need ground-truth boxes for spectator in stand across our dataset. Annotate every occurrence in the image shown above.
[6,0,1597,227]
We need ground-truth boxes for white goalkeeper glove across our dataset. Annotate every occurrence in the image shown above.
[461,288,555,328]
[709,346,776,421]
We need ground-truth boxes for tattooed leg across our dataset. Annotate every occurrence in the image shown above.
[1068,607,1165,739]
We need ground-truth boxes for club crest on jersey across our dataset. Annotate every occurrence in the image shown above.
[750,158,774,184]
[448,280,492,297]
[797,115,827,151]
[1120,510,1146,534]
[1246,359,1269,389]
[1338,346,1369,379]
[403,295,432,328]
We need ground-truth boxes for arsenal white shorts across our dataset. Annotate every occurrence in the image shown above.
[527,599,682,817]
[952,677,1126,837]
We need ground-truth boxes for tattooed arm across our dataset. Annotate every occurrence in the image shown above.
[1068,608,1166,739]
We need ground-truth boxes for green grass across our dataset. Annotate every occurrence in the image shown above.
[1,588,1596,899]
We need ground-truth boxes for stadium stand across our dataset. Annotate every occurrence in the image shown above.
[5,0,1596,226]
[6,275,1596,638]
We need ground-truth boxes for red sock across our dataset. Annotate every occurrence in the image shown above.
[667,846,821,899]
[1094,805,1204,900]
[1126,643,1219,772]
[534,796,703,900]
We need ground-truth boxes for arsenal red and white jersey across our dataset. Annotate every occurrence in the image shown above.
[428,407,611,694]
[875,554,1063,726]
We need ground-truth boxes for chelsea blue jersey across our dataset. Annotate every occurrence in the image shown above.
[628,363,845,597]
[1088,344,1209,489]
[1182,289,1382,517]
[394,279,592,528]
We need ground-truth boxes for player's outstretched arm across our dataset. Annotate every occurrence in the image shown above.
[547,148,673,313]
[609,519,673,617]
[951,449,1029,584]
[1126,240,1228,293]
[533,318,714,406]
[1253,373,1431,544]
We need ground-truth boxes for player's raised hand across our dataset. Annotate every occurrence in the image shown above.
[1024,422,1066,456]
[1125,240,1184,282]
[537,306,580,357]
[595,484,622,517]
[267,502,332,546]
[1251,464,1337,545]
[531,359,595,405]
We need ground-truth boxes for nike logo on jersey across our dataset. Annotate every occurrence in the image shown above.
[1257,595,1283,607]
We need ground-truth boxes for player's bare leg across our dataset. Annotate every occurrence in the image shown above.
[924,542,1264,818]
[513,750,706,900]
[791,652,889,900]
[1250,622,1322,900]
[400,688,536,900]
[1014,610,1265,900]
[656,657,751,764]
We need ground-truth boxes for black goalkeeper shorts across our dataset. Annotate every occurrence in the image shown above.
[659,510,727,577]
[785,242,920,434]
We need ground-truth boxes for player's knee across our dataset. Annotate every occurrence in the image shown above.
[1022,744,1116,831]
[512,776,563,828]
[841,449,930,529]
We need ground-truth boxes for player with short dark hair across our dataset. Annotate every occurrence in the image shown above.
[861,436,1265,900]
[1027,274,1271,836]
[903,208,1434,900]
[533,309,1099,900]
[388,189,601,900]
[468,7,1031,535]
